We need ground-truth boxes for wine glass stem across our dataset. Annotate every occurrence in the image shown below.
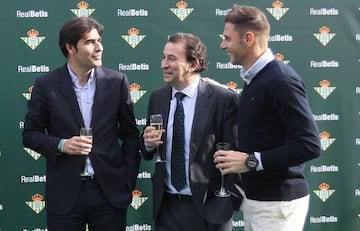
[155,145,161,161]
[220,175,225,190]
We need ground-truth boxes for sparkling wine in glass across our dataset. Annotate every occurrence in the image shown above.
[80,127,93,176]
[215,142,231,197]
[149,114,165,163]
[80,127,93,141]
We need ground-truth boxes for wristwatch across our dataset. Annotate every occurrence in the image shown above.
[245,155,258,171]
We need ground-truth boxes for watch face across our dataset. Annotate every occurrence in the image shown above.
[246,156,258,169]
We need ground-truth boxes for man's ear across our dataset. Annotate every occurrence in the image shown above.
[244,32,254,46]
[66,43,76,55]
[190,59,200,72]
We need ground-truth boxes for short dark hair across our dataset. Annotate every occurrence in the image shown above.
[168,32,208,73]
[225,5,270,37]
[58,17,104,57]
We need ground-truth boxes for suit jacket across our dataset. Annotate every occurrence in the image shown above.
[140,80,242,224]
[23,64,140,214]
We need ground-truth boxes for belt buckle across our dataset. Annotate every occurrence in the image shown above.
[165,193,191,201]
[178,194,185,200]
[176,194,191,201]
[80,175,95,181]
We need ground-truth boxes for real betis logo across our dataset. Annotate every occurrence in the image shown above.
[313,183,335,202]
[170,1,194,21]
[130,190,148,210]
[226,81,242,94]
[21,29,45,50]
[122,28,146,48]
[25,193,45,214]
[23,148,42,160]
[129,83,146,104]
[22,86,33,100]
[266,1,289,21]
[274,53,290,65]
[320,131,335,151]
[314,26,336,46]
[314,80,336,99]
[71,1,95,17]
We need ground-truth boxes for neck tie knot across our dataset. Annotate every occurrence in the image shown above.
[175,92,186,101]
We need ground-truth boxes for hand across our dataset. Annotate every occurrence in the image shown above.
[62,136,93,155]
[213,150,249,174]
[201,77,222,86]
[143,126,165,148]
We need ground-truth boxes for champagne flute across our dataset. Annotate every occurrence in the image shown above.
[215,142,231,197]
[80,127,93,176]
[80,127,93,142]
[149,114,165,163]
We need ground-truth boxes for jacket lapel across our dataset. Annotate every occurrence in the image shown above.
[162,86,172,130]
[158,86,172,158]
[91,67,107,129]
[58,65,84,127]
[189,81,214,162]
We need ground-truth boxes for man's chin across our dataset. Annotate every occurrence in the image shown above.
[229,59,240,66]
[229,57,236,65]
[93,61,102,67]
[163,78,171,84]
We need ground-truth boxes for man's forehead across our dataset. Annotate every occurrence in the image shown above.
[164,42,185,52]
[81,29,100,39]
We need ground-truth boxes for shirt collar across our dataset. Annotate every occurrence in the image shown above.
[172,75,200,99]
[67,63,95,87]
[240,48,275,84]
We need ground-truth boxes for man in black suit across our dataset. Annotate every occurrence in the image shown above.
[22,17,140,231]
[140,32,242,231]
[213,5,321,231]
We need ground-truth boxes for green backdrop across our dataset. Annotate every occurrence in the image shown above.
[0,0,359,230]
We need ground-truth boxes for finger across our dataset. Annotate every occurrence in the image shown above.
[215,155,224,163]
[156,140,164,145]
[221,169,229,175]
[145,135,155,143]
[214,150,225,158]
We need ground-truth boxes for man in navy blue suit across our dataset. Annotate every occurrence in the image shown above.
[214,5,321,231]
[23,17,140,231]
[140,32,242,231]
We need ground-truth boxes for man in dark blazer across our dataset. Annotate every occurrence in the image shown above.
[140,32,242,231]
[22,17,140,231]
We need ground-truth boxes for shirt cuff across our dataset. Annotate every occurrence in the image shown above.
[145,142,155,152]
[57,139,65,153]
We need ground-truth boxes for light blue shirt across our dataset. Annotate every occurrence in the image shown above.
[240,48,275,85]
[68,64,96,175]
[166,76,200,195]
[239,48,275,171]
